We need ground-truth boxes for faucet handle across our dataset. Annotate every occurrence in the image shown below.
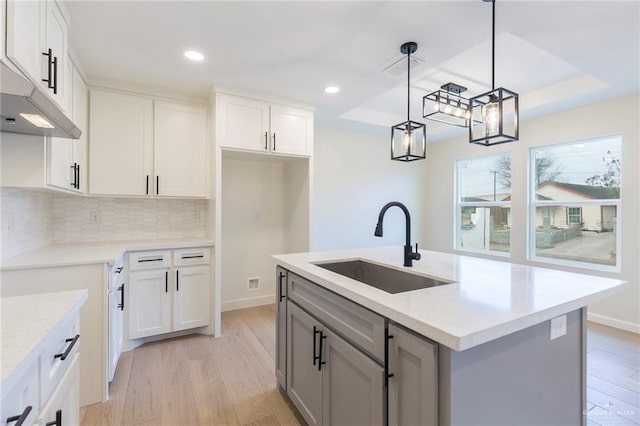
[413,243,421,261]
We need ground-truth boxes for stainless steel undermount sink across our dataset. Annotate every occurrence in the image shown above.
[315,260,451,294]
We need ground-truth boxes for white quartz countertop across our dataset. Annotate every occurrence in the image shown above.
[273,246,627,351]
[0,238,215,270]
[1,290,88,394]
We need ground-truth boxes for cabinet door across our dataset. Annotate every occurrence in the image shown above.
[71,63,88,193]
[321,328,384,426]
[287,302,322,426]
[89,90,153,196]
[108,286,123,382]
[217,94,269,152]
[5,0,43,84]
[128,269,171,339]
[276,267,287,390]
[37,353,80,426]
[388,323,438,426]
[47,137,73,190]
[154,101,208,197]
[173,265,211,332]
[270,104,313,157]
[42,0,69,112]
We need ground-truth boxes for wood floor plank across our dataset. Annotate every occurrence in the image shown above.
[590,347,640,371]
[189,356,241,426]
[161,337,192,386]
[121,342,162,426]
[588,375,640,408]
[587,404,640,426]
[588,385,640,424]
[588,362,640,394]
[160,380,200,426]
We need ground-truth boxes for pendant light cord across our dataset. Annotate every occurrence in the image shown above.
[407,48,411,122]
[492,0,496,91]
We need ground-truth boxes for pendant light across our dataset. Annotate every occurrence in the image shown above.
[391,42,426,162]
[423,82,472,128]
[469,0,519,146]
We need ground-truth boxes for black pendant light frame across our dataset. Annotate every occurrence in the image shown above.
[423,82,472,128]
[469,0,519,146]
[391,42,426,162]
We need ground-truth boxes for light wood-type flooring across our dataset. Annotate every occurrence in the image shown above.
[80,306,639,426]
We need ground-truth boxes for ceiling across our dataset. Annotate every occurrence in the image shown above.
[64,1,640,141]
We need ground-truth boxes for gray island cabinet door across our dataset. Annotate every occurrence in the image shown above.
[388,322,438,426]
[287,301,323,426]
[321,328,384,426]
[276,267,287,390]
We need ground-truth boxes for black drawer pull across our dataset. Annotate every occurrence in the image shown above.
[45,409,62,426]
[118,284,125,310]
[54,334,80,361]
[115,267,124,273]
[138,258,163,263]
[181,255,204,259]
[313,326,320,366]
[156,175,159,195]
[384,330,394,387]
[318,331,327,371]
[279,272,285,302]
[165,271,168,293]
[76,164,80,190]
[273,132,276,151]
[52,55,58,95]
[42,49,53,88]
[146,175,149,195]
[176,270,179,292]
[6,405,32,425]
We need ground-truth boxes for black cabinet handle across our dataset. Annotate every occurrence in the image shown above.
[318,331,327,371]
[165,271,168,293]
[118,284,124,311]
[54,334,80,361]
[52,55,58,95]
[264,132,268,150]
[115,267,124,273]
[138,258,163,263]
[156,176,159,195]
[146,175,149,195]
[45,409,62,426]
[384,329,394,387]
[273,132,276,151]
[312,326,320,366]
[176,270,179,292]
[76,164,80,190]
[279,272,285,302]
[6,406,32,426]
[42,49,53,88]
[181,255,204,259]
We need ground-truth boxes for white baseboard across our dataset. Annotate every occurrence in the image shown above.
[587,312,640,334]
[222,294,276,312]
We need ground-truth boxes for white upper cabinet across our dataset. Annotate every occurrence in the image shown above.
[89,89,208,198]
[89,90,154,196]
[216,93,313,157]
[154,101,208,198]
[5,0,69,113]
[5,0,43,83]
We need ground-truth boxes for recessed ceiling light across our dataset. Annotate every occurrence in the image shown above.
[184,50,204,61]
[324,86,340,94]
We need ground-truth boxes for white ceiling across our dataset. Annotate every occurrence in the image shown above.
[64,1,640,140]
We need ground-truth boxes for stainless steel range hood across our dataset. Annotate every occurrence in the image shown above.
[0,62,81,139]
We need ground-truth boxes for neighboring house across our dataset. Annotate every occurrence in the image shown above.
[535,182,618,232]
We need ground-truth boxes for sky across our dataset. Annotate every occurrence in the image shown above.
[458,135,622,199]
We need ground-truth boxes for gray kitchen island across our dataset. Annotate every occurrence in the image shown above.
[273,246,626,426]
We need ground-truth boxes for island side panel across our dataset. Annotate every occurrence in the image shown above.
[439,309,585,426]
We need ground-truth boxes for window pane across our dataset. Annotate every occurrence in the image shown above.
[459,154,511,201]
[533,137,621,199]
[459,206,510,253]
[533,205,617,266]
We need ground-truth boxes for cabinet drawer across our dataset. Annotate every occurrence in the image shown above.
[40,313,80,404]
[37,353,80,426]
[173,247,211,266]
[288,272,385,363]
[129,250,171,270]
[0,356,40,426]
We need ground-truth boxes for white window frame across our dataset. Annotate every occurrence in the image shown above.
[527,136,622,272]
[455,154,511,257]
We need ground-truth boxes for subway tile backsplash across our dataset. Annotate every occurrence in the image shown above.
[1,188,209,260]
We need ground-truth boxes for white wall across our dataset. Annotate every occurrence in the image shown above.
[422,94,639,332]
[312,126,427,252]
[0,189,53,259]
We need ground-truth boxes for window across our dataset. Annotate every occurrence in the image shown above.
[456,153,511,255]
[529,136,621,269]
[567,207,581,225]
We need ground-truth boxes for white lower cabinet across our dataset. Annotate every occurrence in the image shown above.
[128,248,211,340]
[0,357,40,426]
[36,354,80,426]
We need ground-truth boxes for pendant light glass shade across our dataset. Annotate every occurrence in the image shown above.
[469,0,519,146]
[391,42,426,162]
[423,82,471,128]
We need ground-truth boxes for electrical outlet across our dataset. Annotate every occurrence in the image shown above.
[550,315,567,340]
[89,210,101,224]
